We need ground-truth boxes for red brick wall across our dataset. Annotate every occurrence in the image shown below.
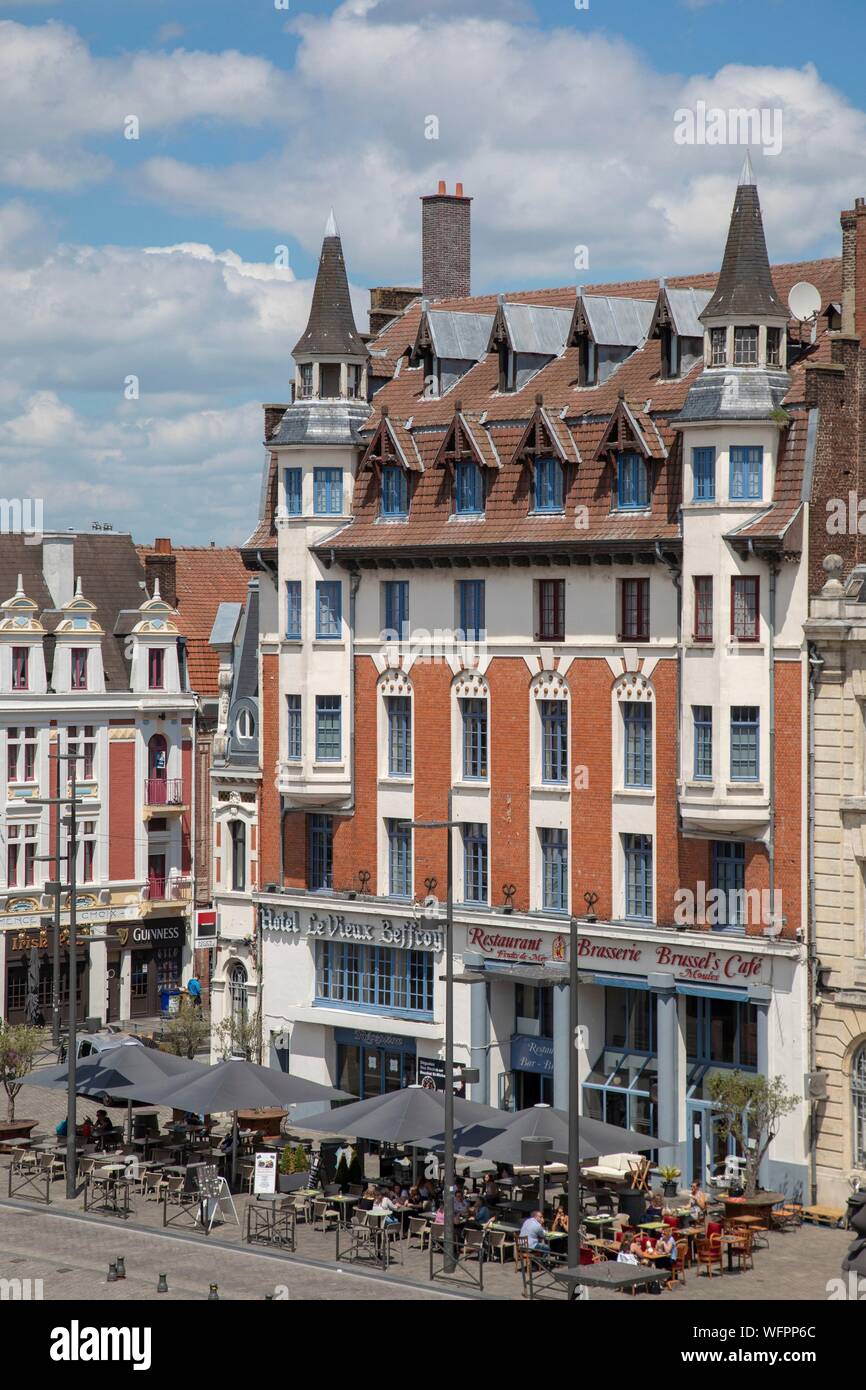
[332,658,379,892]
[488,659,530,912]
[570,658,613,919]
[409,660,453,897]
[108,739,135,880]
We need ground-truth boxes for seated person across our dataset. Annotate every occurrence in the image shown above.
[551,1207,569,1233]
[644,1190,665,1221]
[465,1197,493,1228]
[617,1239,641,1265]
[371,1194,400,1227]
[362,1183,379,1202]
[432,1203,446,1226]
[689,1180,708,1220]
[519,1210,549,1253]
[55,1117,68,1138]
[656,1227,678,1285]
[453,1190,470,1218]
[218,1130,235,1153]
[483,1173,500,1202]
[93,1109,112,1133]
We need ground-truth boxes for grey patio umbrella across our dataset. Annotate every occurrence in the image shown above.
[298,1085,508,1146]
[24,945,43,1026]
[23,1043,210,1142]
[577,1114,674,1162]
[414,1104,569,1166]
[148,1058,352,1187]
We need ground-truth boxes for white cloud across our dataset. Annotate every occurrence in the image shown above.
[0,20,292,190]
[134,5,866,286]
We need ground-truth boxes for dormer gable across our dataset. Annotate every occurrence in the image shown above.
[488,299,571,393]
[127,580,184,695]
[410,303,494,398]
[0,574,46,693]
[569,292,655,386]
[52,577,105,694]
[648,284,711,379]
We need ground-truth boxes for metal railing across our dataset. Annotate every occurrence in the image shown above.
[144,778,185,807]
[143,875,192,903]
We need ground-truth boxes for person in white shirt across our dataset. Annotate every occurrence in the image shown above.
[520,1211,548,1252]
[617,1239,641,1265]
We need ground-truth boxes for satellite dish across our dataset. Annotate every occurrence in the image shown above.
[788,281,822,323]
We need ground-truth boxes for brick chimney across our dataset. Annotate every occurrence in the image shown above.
[840,197,866,341]
[263,403,289,441]
[144,537,177,609]
[421,181,471,301]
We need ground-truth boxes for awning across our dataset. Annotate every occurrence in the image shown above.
[675,983,750,1003]
[589,973,649,991]
[478,961,568,986]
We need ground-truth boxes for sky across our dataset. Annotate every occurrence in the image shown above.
[2,0,866,545]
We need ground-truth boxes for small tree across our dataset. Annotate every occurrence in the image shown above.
[707,1070,799,1197]
[0,1022,42,1122]
[294,1144,309,1174]
[214,1009,261,1063]
[162,999,211,1061]
[279,1143,294,1176]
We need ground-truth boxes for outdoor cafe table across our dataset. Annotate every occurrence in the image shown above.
[329,1194,360,1226]
[723,1192,785,1220]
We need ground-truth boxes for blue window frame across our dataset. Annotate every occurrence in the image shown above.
[309,814,333,891]
[287,695,302,761]
[284,467,302,515]
[458,580,485,640]
[382,580,409,640]
[624,833,653,919]
[692,447,716,501]
[540,700,568,784]
[315,695,341,762]
[616,451,649,510]
[386,696,412,777]
[711,841,747,931]
[533,457,564,512]
[313,467,343,515]
[381,465,408,517]
[693,705,712,780]
[285,581,301,640]
[730,706,759,781]
[315,581,342,639]
[315,941,433,1017]
[387,818,412,898]
[623,702,652,788]
[729,446,763,500]
[455,461,483,514]
[461,698,487,779]
[541,827,568,912]
[463,823,488,903]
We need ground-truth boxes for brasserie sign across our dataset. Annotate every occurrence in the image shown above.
[258,903,443,954]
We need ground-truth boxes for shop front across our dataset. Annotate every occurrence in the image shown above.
[335,1027,417,1100]
[2,923,89,1027]
[115,920,184,1018]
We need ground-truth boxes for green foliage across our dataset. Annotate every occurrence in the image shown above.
[658,1165,681,1183]
[707,1070,799,1197]
[214,1009,261,1063]
[162,999,211,1061]
[0,1022,42,1121]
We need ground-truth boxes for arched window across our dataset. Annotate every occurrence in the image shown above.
[236,708,255,740]
[228,962,248,1032]
[853,1044,866,1167]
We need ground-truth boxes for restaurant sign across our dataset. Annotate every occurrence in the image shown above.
[511,1034,555,1076]
[576,934,770,986]
[465,925,568,965]
[259,904,443,954]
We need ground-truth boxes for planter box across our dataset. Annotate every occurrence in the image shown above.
[0,1119,38,1152]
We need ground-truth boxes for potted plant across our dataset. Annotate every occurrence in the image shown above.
[0,1023,41,1144]
[658,1165,681,1199]
[278,1142,312,1193]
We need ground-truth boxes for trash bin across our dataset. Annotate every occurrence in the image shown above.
[847,1190,866,1230]
[160,987,181,1018]
[618,1188,648,1224]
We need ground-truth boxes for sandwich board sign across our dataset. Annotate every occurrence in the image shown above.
[254,1151,277,1196]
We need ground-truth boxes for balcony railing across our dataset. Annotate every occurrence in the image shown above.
[144,875,192,903]
[144,778,186,807]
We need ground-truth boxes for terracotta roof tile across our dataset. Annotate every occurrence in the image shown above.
[137,545,249,696]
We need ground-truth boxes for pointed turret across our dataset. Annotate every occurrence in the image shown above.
[292,212,368,359]
[700,158,786,322]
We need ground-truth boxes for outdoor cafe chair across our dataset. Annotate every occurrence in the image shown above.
[143,1171,168,1202]
[38,1150,65,1182]
[76,1154,100,1186]
[672,1241,688,1287]
[695,1236,723,1277]
[730,1228,754,1272]
[165,1175,187,1205]
[323,1183,341,1196]
[461,1228,487,1263]
[292,1194,312,1224]
[486,1228,514,1263]
[313,1197,339,1232]
[407,1216,431,1252]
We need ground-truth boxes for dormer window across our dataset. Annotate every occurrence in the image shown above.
[616,452,649,510]
[12,647,28,691]
[766,327,782,367]
[532,458,564,513]
[710,327,727,366]
[237,708,255,740]
[148,648,164,690]
[71,648,88,691]
[454,461,483,515]
[347,364,362,399]
[730,446,763,501]
[381,465,408,518]
[733,326,758,366]
[298,363,313,399]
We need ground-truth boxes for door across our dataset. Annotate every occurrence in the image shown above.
[688,1102,738,1186]
[106,952,121,1023]
[130,950,150,1018]
[147,734,168,805]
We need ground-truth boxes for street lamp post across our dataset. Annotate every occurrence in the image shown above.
[568,912,580,1273]
[403,790,459,1274]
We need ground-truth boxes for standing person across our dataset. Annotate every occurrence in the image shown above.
[689,1180,708,1222]
[186,975,202,1013]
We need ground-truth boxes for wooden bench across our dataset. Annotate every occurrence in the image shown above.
[801,1204,845,1228]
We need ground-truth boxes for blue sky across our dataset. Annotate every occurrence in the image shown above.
[1,0,865,543]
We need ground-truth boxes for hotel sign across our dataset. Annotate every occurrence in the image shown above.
[259,904,443,954]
